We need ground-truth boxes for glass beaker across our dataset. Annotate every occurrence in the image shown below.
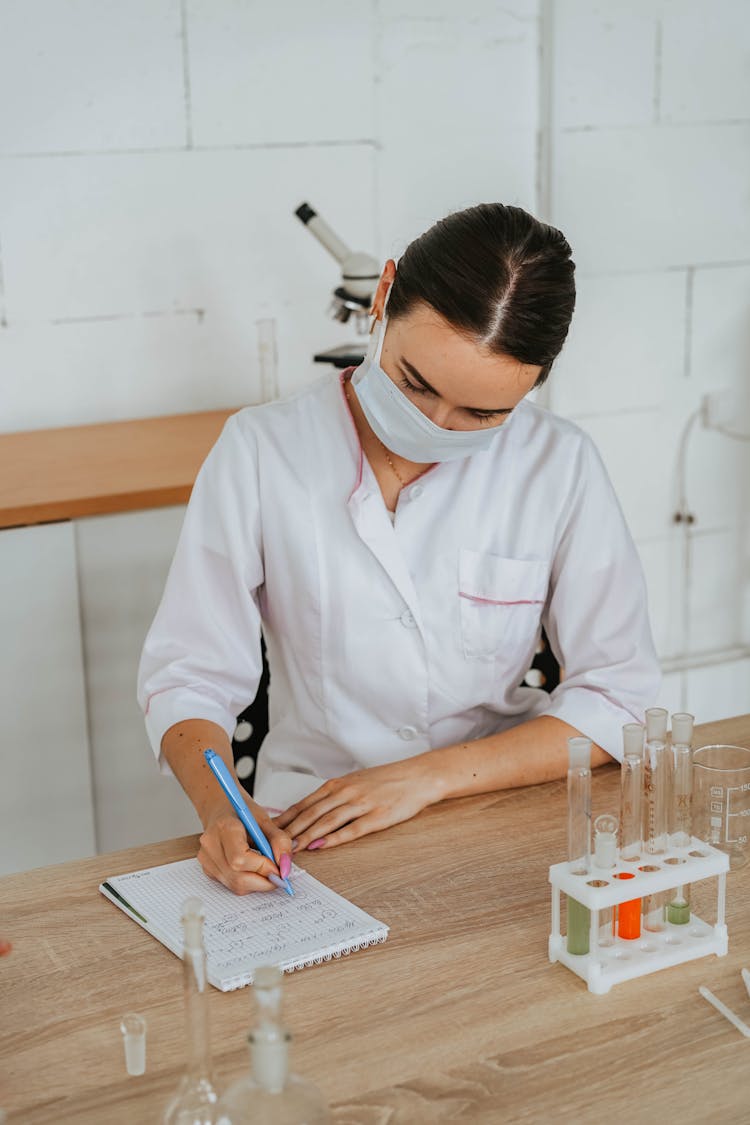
[692,744,750,869]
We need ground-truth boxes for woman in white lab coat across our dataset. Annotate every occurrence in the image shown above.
[138,203,660,896]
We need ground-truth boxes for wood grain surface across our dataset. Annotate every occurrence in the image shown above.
[0,409,237,529]
[1,715,749,1124]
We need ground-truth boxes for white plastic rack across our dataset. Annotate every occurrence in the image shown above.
[548,838,729,994]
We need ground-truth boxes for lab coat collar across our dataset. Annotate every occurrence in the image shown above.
[338,369,426,633]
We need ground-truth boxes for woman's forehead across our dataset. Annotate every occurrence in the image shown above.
[386,306,541,404]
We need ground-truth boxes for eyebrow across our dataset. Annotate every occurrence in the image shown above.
[399,357,514,415]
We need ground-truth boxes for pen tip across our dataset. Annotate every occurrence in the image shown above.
[284,882,295,897]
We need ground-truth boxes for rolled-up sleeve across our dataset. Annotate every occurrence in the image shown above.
[137,412,264,774]
[536,434,660,760]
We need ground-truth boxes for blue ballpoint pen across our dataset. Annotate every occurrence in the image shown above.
[203,748,294,896]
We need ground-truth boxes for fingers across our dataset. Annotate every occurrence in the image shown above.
[198,813,281,896]
[291,799,370,852]
[198,846,275,896]
[262,820,294,873]
[282,792,359,845]
[273,783,334,830]
[304,811,385,851]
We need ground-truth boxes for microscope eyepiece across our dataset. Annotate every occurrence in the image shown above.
[295,202,316,225]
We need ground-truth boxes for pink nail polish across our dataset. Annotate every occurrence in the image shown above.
[279,854,291,879]
[307,838,326,850]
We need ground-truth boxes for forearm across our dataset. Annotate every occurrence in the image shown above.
[412,715,612,804]
[161,719,241,828]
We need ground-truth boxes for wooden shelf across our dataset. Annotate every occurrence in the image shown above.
[0,408,239,528]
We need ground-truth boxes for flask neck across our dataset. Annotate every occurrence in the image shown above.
[250,1029,291,1093]
[182,942,214,1082]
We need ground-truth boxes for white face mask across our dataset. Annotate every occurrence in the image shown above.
[350,286,504,463]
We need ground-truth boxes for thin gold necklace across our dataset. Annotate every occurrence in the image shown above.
[345,383,413,487]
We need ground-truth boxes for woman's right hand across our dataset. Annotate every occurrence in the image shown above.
[198,805,293,895]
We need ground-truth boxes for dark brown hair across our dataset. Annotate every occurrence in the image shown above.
[387,203,576,385]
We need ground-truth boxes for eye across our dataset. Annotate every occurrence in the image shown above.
[468,410,505,424]
[399,375,431,396]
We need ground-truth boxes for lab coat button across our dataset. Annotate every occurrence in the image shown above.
[398,725,418,741]
[409,484,424,499]
[400,610,416,628]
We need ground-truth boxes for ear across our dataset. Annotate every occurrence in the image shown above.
[369,259,397,320]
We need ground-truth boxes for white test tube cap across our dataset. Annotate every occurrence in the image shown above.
[120,1012,147,1076]
[645,707,668,742]
[622,722,644,758]
[671,712,695,746]
[568,736,591,768]
[594,813,619,869]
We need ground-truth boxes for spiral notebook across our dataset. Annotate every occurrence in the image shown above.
[99,857,389,992]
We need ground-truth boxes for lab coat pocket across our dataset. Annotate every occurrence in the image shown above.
[458,549,549,661]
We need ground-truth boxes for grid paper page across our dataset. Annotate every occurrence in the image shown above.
[101,858,388,990]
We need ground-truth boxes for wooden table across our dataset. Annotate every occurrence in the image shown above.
[2,715,749,1124]
[0,409,237,529]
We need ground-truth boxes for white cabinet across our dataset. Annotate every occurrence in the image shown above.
[75,506,201,853]
[0,523,95,874]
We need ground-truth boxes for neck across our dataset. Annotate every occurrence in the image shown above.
[343,374,433,482]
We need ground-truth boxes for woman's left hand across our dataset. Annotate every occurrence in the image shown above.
[273,760,441,852]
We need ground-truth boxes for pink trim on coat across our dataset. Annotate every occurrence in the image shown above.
[340,368,365,502]
[459,592,544,606]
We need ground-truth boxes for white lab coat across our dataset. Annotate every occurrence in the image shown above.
[138,371,660,810]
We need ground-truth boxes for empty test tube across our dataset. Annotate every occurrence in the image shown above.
[120,1012,147,1076]
[670,712,694,847]
[566,737,592,955]
[667,711,694,924]
[644,707,670,856]
[620,723,644,862]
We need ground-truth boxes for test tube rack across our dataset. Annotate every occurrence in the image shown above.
[548,838,729,994]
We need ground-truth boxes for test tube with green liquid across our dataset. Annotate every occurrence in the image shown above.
[567,737,592,955]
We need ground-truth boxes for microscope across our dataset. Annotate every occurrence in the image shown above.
[294,202,381,370]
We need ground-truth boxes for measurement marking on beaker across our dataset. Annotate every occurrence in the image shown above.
[725,784,750,844]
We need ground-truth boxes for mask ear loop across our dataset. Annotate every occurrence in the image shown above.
[366,278,394,363]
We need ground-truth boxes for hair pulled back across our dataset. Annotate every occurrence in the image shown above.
[387,203,576,385]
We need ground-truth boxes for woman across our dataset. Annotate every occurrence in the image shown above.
[138,203,659,896]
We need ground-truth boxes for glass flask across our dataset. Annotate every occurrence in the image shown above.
[163,897,220,1124]
[216,965,330,1125]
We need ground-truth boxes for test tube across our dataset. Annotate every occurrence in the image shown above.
[667,711,694,924]
[643,707,670,931]
[670,712,694,847]
[566,737,592,955]
[617,723,644,940]
[619,723,644,862]
[120,1013,147,1076]
[593,813,618,946]
[256,317,280,403]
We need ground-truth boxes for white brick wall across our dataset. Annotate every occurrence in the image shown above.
[548,0,750,718]
[0,1,186,154]
[0,0,540,427]
[0,0,747,720]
